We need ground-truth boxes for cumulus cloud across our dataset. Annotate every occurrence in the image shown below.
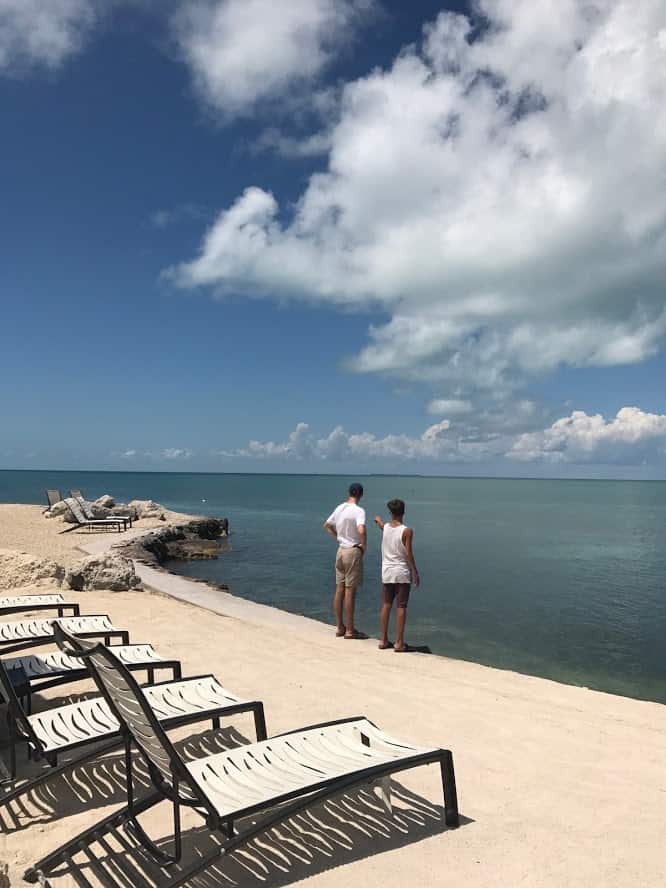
[0,0,98,71]
[508,407,666,463]
[171,0,373,117]
[115,447,193,461]
[171,0,666,404]
[428,399,472,415]
[221,419,507,463]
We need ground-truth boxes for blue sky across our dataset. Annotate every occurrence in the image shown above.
[1,0,665,477]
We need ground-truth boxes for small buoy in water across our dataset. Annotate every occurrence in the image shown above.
[202,498,206,502]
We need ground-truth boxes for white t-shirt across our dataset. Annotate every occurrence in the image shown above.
[326,502,366,548]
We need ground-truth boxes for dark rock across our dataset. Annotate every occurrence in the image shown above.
[165,539,221,559]
[115,516,229,566]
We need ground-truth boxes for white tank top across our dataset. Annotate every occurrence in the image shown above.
[381,523,410,583]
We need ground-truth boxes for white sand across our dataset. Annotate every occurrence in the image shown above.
[0,505,665,887]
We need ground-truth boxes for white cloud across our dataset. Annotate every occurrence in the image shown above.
[227,419,503,463]
[428,399,472,415]
[160,448,193,460]
[114,447,193,461]
[171,0,666,403]
[0,0,98,71]
[171,0,372,117]
[508,407,666,463]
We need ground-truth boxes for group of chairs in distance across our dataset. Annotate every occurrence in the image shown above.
[0,590,460,886]
[45,488,132,532]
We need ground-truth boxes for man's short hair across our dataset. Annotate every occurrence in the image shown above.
[387,498,405,517]
[348,482,364,498]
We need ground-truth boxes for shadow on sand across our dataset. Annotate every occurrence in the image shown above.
[1,716,470,887]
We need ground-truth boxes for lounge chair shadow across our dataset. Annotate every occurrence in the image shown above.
[0,726,250,832]
[40,776,470,888]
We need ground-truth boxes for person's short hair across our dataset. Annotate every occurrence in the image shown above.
[348,482,364,498]
[387,498,405,518]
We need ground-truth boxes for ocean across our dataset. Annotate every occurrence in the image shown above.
[1,469,665,704]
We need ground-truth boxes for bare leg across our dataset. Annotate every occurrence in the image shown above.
[395,606,407,651]
[379,601,392,648]
[344,586,357,636]
[333,583,346,635]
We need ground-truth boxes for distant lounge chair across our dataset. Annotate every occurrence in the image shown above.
[43,489,62,513]
[75,494,133,529]
[26,626,459,885]
[0,614,129,656]
[2,642,181,711]
[62,497,128,533]
[0,593,80,618]
[69,488,83,498]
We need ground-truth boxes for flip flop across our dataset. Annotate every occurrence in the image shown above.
[335,626,346,637]
[344,630,366,639]
[378,642,393,650]
[394,645,409,653]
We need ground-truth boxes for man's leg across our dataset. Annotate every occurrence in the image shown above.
[333,583,346,635]
[394,606,407,650]
[344,586,357,636]
[379,584,394,648]
[394,584,411,652]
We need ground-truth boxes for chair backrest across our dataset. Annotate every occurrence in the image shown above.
[53,624,207,807]
[0,660,42,749]
[64,497,87,524]
[75,496,95,520]
[70,489,84,499]
[46,489,62,508]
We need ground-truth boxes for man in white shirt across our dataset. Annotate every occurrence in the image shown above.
[323,482,366,639]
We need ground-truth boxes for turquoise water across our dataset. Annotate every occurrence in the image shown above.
[2,470,665,703]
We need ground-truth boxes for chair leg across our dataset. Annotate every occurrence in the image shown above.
[440,750,459,828]
[253,703,267,741]
[122,742,182,866]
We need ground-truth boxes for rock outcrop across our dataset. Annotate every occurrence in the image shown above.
[128,500,166,520]
[0,549,65,589]
[116,517,229,566]
[65,554,139,592]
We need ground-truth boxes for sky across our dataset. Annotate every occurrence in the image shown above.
[0,0,665,478]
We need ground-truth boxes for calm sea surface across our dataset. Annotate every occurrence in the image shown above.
[2,470,665,703]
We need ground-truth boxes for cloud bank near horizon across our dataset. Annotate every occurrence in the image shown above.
[172,0,666,414]
[204,407,666,467]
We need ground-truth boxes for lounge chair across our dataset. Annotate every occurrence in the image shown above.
[0,614,130,656]
[43,489,62,514]
[0,653,266,817]
[2,641,181,711]
[75,494,133,529]
[69,488,83,498]
[0,593,80,618]
[26,626,459,885]
[62,497,128,533]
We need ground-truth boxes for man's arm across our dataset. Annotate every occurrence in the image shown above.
[323,521,338,542]
[357,523,367,552]
[374,515,385,530]
[403,527,420,586]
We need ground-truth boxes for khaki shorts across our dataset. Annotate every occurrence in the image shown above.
[335,546,364,588]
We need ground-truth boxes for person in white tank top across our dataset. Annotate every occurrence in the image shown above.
[374,498,420,652]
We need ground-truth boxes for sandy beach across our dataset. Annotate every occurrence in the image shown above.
[0,503,665,887]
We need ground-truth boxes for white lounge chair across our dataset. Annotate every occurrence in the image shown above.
[3,642,181,711]
[61,497,127,533]
[0,614,129,656]
[0,593,80,618]
[0,655,265,808]
[25,626,459,885]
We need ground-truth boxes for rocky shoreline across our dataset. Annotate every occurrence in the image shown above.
[2,495,231,594]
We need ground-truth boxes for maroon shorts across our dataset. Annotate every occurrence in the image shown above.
[382,582,411,608]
